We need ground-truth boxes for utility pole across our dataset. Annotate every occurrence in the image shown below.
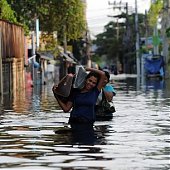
[145,10,148,39]
[0,27,3,103]
[108,1,129,73]
[108,1,129,32]
[86,30,91,68]
[135,0,140,78]
[58,24,68,80]
[36,18,40,51]
[135,0,141,91]
[162,0,170,78]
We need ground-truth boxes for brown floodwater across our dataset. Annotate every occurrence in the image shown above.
[0,77,169,170]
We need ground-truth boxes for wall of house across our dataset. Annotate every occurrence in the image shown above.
[161,0,170,77]
[0,20,25,107]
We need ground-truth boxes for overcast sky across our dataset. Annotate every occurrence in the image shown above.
[86,0,151,38]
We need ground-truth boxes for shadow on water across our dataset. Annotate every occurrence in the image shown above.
[145,79,165,90]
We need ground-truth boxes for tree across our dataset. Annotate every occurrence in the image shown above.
[94,21,121,60]
[0,0,17,23]
[93,12,149,73]
[7,0,86,41]
[53,0,86,41]
[147,0,163,26]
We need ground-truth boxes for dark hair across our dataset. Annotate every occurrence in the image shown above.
[86,71,100,85]
[104,71,110,81]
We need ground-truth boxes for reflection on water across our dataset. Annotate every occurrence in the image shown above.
[145,79,165,90]
[0,77,170,170]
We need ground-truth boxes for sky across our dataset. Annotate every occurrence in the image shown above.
[86,0,151,38]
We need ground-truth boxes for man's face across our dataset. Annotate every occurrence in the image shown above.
[103,75,109,87]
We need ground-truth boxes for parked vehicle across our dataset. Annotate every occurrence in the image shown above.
[144,54,164,80]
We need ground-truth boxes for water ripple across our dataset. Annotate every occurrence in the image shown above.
[0,79,169,169]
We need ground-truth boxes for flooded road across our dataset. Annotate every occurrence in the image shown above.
[0,77,170,170]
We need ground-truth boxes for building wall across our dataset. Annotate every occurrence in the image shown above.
[161,0,170,77]
[0,20,25,108]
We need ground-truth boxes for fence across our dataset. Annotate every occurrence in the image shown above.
[0,19,25,107]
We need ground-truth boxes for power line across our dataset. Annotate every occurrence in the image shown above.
[87,7,112,12]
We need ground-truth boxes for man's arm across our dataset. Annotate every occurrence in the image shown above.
[104,85,116,101]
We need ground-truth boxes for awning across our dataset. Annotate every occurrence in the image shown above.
[40,52,54,60]
[55,46,77,64]
[60,52,76,63]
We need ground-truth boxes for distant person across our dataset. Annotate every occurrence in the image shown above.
[96,71,116,104]
[103,66,110,73]
[111,64,118,75]
[95,71,116,118]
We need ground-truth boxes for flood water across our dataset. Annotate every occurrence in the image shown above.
[0,76,170,170]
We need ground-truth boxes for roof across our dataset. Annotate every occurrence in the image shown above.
[40,52,54,60]
[60,51,75,63]
[54,46,78,64]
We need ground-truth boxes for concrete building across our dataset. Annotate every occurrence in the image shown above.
[161,0,170,77]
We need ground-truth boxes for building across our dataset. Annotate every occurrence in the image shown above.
[161,0,170,77]
[0,20,25,108]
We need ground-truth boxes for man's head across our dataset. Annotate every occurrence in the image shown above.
[104,71,110,82]
[102,71,110,87]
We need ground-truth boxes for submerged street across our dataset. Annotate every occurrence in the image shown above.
[0,76,169,170]
[0,1,170,169]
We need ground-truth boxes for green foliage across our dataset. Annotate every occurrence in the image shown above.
[53,0,86,42]
[147,0,163,26]
[39,33,57,51]
[94,21,120,60]
[7,0,86,42]
[7,0,52,31]
[94,13,148,61]
[93,12,149,73]
[166,28,170,38]
[91,54,103,64]
[140,45,149,54]
[0,0,17,23]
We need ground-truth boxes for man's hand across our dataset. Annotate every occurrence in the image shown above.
[52,84,58,93]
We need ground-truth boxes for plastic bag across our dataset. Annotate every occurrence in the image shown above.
[73,66,87,89]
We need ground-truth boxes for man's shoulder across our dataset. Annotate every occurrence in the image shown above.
[104,84,113,90]
[104,84,116,94]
